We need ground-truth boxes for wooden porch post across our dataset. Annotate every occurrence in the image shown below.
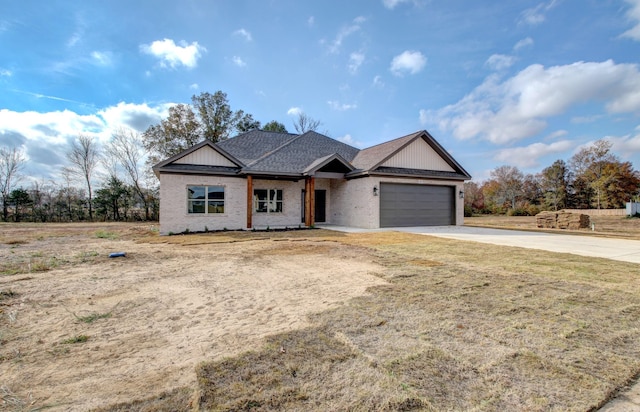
[304,177,315,227]
[246,175,253,229]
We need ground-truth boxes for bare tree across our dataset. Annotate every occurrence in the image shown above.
[0,146,25,221]
[66,135,100,221]
[107,127,151,220]
[292,112,322,134]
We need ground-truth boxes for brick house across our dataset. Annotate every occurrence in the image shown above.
[153,129,471,235]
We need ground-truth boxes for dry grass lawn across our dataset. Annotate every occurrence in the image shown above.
[1,221,640,411]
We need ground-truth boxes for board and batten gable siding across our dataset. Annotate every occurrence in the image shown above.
[173,145,237,167]
[381,138,455,172]
[330,176,465,229]
[159,174,246,235]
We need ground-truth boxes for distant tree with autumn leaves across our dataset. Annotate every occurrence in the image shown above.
[466,139,640,215]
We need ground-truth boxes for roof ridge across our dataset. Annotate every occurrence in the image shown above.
[245,132,302,167]
[360,130,422,151]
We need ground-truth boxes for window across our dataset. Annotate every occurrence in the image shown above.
[254,189,283,213]
[187,186,224,214]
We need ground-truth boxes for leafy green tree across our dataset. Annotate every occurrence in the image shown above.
[236,113,261,132]
[8,187,31,222]
[263,121,288,133]
[94,176,131,221]
[570,140,618,209]
[191,91,253,142]
[540,160,570,210]
[143,104,201,166]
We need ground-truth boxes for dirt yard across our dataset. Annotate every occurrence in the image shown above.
[0,224,386,411]
[3,221,640,411]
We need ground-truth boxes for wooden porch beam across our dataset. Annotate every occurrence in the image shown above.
[304,177,315,227]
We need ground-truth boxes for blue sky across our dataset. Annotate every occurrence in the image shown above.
[2,0,640,182]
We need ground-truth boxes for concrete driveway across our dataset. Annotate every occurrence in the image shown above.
[397,225,640,264]
[324,224,640,264]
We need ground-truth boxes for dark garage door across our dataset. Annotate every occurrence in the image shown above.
[380,183,455,227]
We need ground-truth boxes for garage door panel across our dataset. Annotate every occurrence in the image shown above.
[380,183,454,227]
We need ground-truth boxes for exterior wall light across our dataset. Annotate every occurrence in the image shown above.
[459,190,464,199]
[373,185,378,196]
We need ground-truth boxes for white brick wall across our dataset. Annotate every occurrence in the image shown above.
[159,174,247,235]
[329,176,465,228]
[251,180,306,228]
[159,173,465,234]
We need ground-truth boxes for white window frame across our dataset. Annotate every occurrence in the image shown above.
[254,189,283,213]
[187,185,225,214]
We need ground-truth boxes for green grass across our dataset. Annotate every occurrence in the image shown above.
[76,312,111,323]
[62,335,89,344]
[95,230,119,239]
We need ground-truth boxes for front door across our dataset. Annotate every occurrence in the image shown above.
[315,190,326,223]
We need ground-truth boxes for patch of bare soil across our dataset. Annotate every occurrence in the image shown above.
[0,225,386,411]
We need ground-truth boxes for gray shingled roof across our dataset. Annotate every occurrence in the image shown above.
[217,130,359,174]
[156,129,470,180]
[351,131,422,170]
[216,130,298,165]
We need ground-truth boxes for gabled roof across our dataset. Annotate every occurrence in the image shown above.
[152,140,243,177]
[303,153,355,175]
[349,130,471,180]
[153,129,471,181]
[242,131,359,174]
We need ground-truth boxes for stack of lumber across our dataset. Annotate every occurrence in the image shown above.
[536,211,590,229]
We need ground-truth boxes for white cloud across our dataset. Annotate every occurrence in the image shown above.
[519,0,560,26]
[328,100,357,111]
[0,68,12,76]
[308,16,315,27]
[605,132,640,157]
[485,54,516,71]
[348,52,365,74]
[428,60,640,144]
[327,16,366,54]
[382,0,413,9]
[287,107,303,116]
[0,102,173,179]
[390,50,427,76]
[190,83,199,90]
[494,140,574,168]
[97,102,171,133]
[91,51,112,66]
[373,75,385,88]
[546,130,568,140]
[232,56,246,67]
[337,133,364,148]
[623,0,640,40]
[233,28,253,42]
[140,38,205,69]
[514,37,534,51]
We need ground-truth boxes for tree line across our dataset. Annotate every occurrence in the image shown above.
[1,90,322,223]
[464,140,640,216]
